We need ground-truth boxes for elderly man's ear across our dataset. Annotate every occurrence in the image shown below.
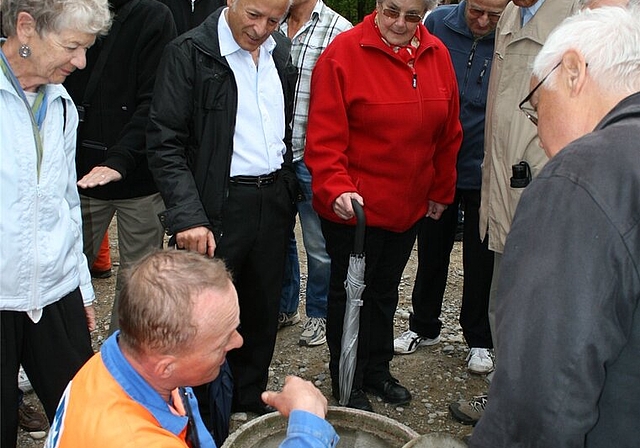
[561,50,589,97]
[155,356,177,379]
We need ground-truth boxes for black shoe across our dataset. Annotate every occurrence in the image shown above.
[332,384,374,412]
[90,268,112,279]
[364,378,411,405]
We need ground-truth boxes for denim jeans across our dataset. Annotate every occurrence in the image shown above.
[280,161,330,318]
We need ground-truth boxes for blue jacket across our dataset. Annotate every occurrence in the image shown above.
[425,2,495,190]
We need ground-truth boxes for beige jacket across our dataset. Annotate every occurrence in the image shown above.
[479,0,579,253]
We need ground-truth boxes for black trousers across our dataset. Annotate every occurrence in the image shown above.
[410,189,494,348]
[322,218,417,389]
[1,288,93,448]
[216,176,294,411]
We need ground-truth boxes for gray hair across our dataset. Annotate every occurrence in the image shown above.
[579,0,640,9]
[376,0,437,13]
[533,6,640,96]
[1,0,111,38]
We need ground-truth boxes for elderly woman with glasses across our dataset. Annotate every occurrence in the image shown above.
[0,0,110,445]
[305,0,462,412]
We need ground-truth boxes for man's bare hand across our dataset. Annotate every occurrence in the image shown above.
[176,226,216,257]
[77,166,123,189]
[261,376,328,419]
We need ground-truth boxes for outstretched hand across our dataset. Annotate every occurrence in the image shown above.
[77,166,123,189]
[261,376,328,419]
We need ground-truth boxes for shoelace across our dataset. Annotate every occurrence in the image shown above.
[469,396,488,411]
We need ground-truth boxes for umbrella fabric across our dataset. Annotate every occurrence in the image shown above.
[339,254,366,405]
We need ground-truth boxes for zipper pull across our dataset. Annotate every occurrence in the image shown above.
[413,73,417,88]
[467,41,477,68]
[191,0,195,13]
[478,59,488,84]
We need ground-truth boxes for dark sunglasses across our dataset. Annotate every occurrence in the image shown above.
[381,7,424,23]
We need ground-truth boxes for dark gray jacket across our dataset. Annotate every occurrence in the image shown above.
[471,92,640,447]
[147,7,298,240]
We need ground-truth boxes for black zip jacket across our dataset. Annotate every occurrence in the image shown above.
[64,0,177,200]
[159,0,226,36]
[146,7,298,240]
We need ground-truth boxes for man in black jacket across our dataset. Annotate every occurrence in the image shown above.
[147,0,299,416]
[64,0,177,333]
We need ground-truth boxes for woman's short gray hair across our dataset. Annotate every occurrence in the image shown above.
[533,6,640,96]
[376,0,438,13]
[1,0,112,38]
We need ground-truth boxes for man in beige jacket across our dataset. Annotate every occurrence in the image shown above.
[479,0,579,349]
[450,0,579,426]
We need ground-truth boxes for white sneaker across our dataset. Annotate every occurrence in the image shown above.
[467,348,494,374]
[298,317,326,347]
[393,330,440,355]
[277,311,301,330]
[18,366,33,393]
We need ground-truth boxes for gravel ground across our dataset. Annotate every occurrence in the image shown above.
[18,222,488,447]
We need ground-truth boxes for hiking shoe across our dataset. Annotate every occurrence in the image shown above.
[277,311,301,330]
[393,330,440,354]
[449,395,487,426]
[19,402,48,433]
[299,317,326,346]
[467,348,494,374]
[90,268,112,279]
[18,366,32,393]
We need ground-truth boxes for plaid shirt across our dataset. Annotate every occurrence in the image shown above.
[280,0,352,161]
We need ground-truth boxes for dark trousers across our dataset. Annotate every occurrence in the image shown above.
[322,218,417,389]
[410,189,493,348]
[1,288,93,448]
[216,176,294,410]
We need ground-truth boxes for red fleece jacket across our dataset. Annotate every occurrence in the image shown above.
[305,12,462,232]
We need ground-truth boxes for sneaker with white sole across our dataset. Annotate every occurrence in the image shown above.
[277,311,301,330]
[449,394,487,426]
[393,330,440,355]
[298,317,326,347]
[466,348,494,374]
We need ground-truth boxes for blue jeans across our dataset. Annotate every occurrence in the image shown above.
[280,161,330,318]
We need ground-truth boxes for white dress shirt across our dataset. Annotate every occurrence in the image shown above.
[219,8,287,177]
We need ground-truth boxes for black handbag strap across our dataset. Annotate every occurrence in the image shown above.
[82,0,141,106]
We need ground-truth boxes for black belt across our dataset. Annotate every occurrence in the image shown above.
[229,172,278,187]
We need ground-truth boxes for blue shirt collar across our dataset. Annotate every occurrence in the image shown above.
[101,332,215,447]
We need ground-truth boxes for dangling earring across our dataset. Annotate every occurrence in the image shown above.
[19,44,31,58]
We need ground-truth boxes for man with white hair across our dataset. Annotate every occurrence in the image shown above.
[470,6,640,447]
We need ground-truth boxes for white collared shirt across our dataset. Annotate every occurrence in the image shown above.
[219,8,286,177]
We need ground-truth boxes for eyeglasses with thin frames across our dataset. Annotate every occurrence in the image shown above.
[518,61,561,126]
[466,4,503,22]
[380,7,424,23]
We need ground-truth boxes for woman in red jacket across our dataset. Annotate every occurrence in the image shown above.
[305,0,462,412]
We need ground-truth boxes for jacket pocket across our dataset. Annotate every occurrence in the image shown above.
[79,140,108,166]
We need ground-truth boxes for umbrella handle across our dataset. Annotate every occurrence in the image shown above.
[351,198,365,255]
